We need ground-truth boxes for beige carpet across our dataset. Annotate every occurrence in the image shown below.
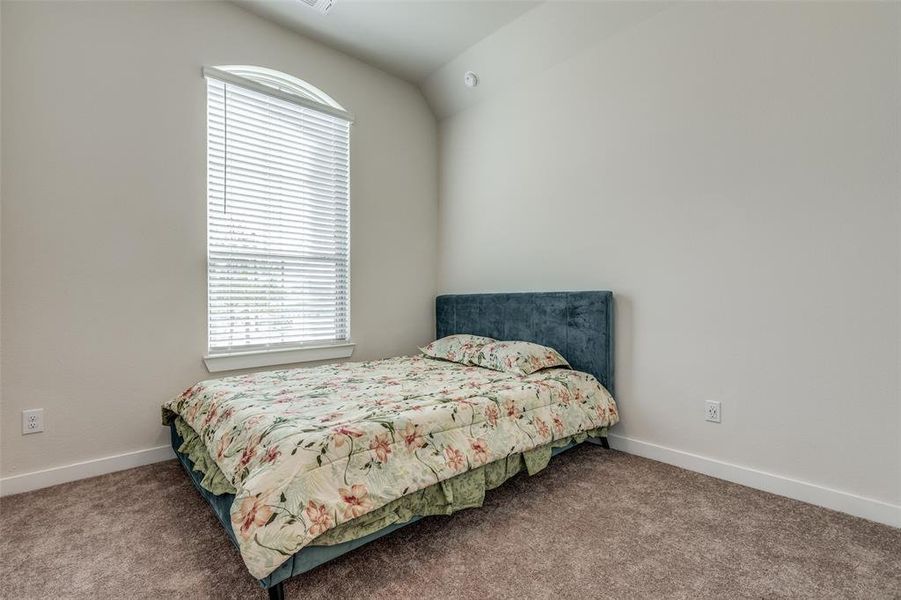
[1,446,898,600]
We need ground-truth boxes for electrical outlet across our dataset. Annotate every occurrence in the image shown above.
[704,401,721,423]
[22,409,44,434]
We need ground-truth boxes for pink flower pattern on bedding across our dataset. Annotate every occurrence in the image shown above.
[419,334,495,364]
[472,341,571,376]
[162,355,618,579]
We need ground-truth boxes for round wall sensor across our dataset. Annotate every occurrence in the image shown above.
[464,71,479,88]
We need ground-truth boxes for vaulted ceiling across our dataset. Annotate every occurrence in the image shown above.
[233,0,540,82]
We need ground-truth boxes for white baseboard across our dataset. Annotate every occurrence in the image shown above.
[0,445,175,497]
[609,434,900,529]
[2,435,898,529]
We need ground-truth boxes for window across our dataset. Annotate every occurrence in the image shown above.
[203,66,353,372]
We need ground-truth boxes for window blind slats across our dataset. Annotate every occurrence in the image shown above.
[208,177,349,207]
[206,206,348,232]
[209,220,347,239]
[209,113,349,152]
[209,250,348,264]
[212,89,350,133]
[208,137,349,174]
[209,190,349,216]
[207,75,350,354]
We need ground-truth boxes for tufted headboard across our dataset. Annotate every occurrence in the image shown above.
[435,291,615,396]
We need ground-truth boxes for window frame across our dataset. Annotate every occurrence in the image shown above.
[201,66,354,372]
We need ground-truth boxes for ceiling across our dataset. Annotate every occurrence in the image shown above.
[233,0,540,82]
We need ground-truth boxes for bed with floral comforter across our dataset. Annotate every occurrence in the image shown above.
[162,355,618,579]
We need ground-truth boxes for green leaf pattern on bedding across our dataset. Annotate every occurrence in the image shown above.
[173,417,237,495]
[161,355,618,579]
[174,414,607,547]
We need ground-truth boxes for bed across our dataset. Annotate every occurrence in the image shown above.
[164,291,617,599]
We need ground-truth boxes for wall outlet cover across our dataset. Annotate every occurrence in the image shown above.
[705,401,721,423]
[22,408,45,434]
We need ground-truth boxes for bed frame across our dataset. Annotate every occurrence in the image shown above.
[171,291,615,599]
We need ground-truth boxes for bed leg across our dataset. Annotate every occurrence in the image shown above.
[600,436,610,449]
[267,582,285,600]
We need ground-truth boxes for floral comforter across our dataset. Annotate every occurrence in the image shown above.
[162,355,618,579]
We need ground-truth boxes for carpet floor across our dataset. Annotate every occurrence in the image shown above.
[1,446,898,599]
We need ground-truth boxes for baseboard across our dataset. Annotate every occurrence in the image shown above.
[0,445,175,497]
[608,434,900,529]
[3,436,898,529]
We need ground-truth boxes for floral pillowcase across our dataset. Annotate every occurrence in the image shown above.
[472,341,571,377]
[419,334,496,365]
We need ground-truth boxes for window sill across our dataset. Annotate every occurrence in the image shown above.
[203,342,356,373]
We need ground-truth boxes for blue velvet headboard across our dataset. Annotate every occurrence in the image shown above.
[436,291,614,396]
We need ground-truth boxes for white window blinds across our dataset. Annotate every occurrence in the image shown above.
[206,70,351,355]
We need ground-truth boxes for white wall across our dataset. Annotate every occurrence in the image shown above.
[2,0,899,526]
[432,2,901,514]
[0,1,437,478]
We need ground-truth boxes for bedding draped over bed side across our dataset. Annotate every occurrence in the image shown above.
[173,415,607,546]
[162,355,618,578]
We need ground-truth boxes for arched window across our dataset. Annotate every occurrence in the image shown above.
[203,66,354,371]
[214,65,347,114]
